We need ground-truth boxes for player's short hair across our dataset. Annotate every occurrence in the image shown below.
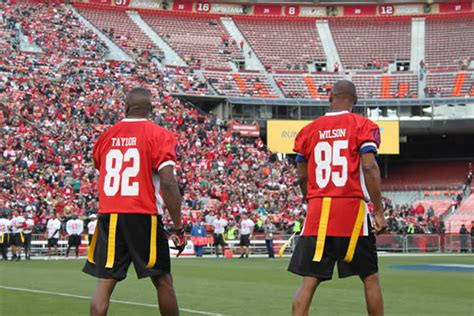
[126,87,152,107]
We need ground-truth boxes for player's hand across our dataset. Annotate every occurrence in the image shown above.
[373,212,388,235]
[169,227,186,257]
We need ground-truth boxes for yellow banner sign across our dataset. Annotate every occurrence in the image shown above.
[267,120,399,154]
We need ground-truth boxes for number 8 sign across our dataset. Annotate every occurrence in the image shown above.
[285,6,300,16]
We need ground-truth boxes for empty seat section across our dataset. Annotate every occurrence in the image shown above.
[425,16,474,68]
[77,7,161,60]
[141,13,242,69]
[234,18,325,71]
[329,18,411,69]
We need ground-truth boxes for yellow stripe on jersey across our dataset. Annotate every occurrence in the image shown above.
[146,215,158,269]
[20,232,25,244]
[105,214,118,268]
[343,200,366,263]
[313,197,332,262]
[87,224,99,264]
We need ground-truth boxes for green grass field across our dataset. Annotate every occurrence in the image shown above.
[0,255,473,316]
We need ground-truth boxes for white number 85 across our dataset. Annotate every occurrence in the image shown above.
[314,140,348,188]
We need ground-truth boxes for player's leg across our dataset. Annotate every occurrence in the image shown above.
[360,273,384,316]
[66,239,71,258]
[90,278,117,316]
[220,240,226,257]
[292,276,320,316]
[151,274,179,316]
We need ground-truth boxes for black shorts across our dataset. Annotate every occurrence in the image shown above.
[23,233,32,249]
[68,235,81,247]
[11,233,24,247]
[240,234,250,247]
[83,213,170,281]
[213,233,225,246]
[288,234,378,281]
[48,238,59,247]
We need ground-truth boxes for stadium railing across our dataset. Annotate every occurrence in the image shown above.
[14,233,472,258]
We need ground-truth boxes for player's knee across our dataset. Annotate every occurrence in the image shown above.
[361,273,380,286]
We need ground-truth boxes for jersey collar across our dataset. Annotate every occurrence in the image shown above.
[325,110,350,116]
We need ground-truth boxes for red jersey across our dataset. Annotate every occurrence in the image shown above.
[294,111,380,236]
[93,118,177,215]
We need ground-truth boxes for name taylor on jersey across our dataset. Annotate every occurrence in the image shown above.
[111,137,137,147]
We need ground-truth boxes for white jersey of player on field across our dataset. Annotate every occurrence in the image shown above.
[240,219,255,235]
[66,219,84,236]
[23,219,35,234]
[10,216,25,233]
[88,219,97,235]
[212,218,228,234]
[0,218,9,234]
[47,218,61,239]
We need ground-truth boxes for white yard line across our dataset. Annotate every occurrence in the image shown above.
[0,285,224,316]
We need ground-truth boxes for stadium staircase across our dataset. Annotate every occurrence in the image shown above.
[304,76,320,99]
[315,20,341,72]
[69,6,133,62]
[444,194,474,232]
[232,73,249,93]
[381,75,392,98]
[17,29,42,53]
[451,72,467,97]
[410,17,425,71]
[220,17,264,72]
[126,11,187,67]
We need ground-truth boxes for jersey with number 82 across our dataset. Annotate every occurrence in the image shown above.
[294,111,380,201]
[93,118,177,215]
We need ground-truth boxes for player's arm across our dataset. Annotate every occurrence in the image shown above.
[158,165,182,230]
[296,161,308,199]
[361,152,387,234]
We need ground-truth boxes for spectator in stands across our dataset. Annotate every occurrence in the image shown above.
[334,62,339,73]
[419,59,425,81]
[427,206,435,219]
[191,220,206,257]
[459,224,469,253]
[263,218,276,259]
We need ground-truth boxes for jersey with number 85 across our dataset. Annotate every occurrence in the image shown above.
[294,111,380,201]
[93,118,177,215]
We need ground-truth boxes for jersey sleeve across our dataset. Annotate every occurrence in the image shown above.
[357,119,381,155]
[151,128,178,172]
[293,125,310,162]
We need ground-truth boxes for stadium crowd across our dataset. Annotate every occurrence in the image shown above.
[0,2,465,260]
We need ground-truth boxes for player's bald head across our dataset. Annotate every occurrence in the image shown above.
[329,80,358,110]
[125,87,152,117]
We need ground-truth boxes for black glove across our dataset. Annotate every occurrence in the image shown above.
[169,227,186,257]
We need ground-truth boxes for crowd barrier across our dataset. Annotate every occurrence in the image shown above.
[3,233,472,257]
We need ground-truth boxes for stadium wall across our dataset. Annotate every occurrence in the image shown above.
[72,0,474,18]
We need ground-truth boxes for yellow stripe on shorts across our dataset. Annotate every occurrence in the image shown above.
[312,197,332,262]
[343,200,366,263]
[87,224,99,264]
[146,215,158,269]
[20,232,25,244]
[0,233,3,244]
[105,214,118,268]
